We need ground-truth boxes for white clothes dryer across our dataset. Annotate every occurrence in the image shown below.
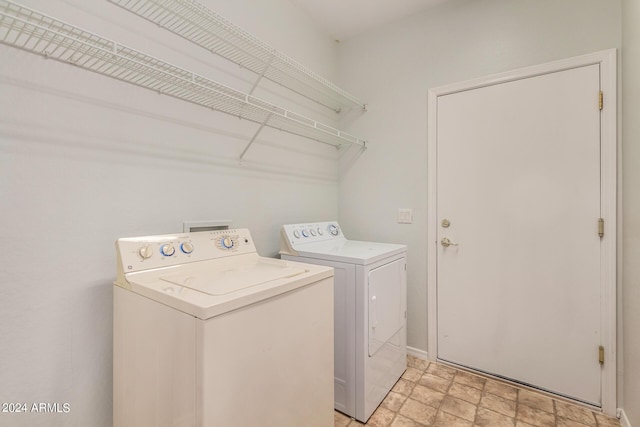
[114,229,334,427]
[280,222,407,422]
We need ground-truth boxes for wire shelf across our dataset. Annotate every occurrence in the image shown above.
[0,0,367,153]
[107,0,367,113]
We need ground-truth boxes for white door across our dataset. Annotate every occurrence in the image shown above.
[368,258,405,356]
[436,64,602,405]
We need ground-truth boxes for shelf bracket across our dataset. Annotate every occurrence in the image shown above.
[240,113,273,160]
[249,54,275,95]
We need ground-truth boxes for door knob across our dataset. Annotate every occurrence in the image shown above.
[441,237,458,247]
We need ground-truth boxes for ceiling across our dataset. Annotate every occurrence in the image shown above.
[290,0,450,41]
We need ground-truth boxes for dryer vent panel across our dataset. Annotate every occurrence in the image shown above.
[183,220,232,233]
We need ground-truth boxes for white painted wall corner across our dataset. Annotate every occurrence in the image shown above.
[618,408,632,427]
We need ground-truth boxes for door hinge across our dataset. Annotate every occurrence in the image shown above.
[598,218,604,238]
[599,91,603,110]
[599,345,605,365]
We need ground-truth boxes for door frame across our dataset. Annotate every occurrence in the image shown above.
[427,49,617,415]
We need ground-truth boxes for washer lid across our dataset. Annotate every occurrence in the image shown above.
[121,254,334,320]
[159,258,307,295]
[293,239,406,265]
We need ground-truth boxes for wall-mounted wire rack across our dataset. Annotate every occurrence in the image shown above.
[107,0,367,114]
[0,0,367,158]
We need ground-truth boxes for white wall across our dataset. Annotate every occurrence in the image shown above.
[622,0,640,424]
[0,0,340,425]
[337,0,621,365]
[1,0,635,424]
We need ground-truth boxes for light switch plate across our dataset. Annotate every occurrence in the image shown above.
[398,208,413,224]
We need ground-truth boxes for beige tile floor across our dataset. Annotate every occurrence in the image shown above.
[334,356,621,427]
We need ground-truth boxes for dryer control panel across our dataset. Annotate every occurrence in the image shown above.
[116,229,256,275]
[280,221,346,256]
[282,221,344,245]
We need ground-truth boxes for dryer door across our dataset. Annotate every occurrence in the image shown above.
[368,258,405,356]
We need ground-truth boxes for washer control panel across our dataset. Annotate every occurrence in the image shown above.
[116,228,255,274]
[281,221,344,247]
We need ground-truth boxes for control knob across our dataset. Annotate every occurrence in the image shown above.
[221,236,234,249]
[138,245,153,260]
[181,242,194,254]
[301,229,309,238]
[160,243,176,257]
[328,224,339,236]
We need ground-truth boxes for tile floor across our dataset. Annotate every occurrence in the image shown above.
[334,356,621,427]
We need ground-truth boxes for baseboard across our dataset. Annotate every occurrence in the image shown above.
[407,346,429,361]
[618,408,632,427]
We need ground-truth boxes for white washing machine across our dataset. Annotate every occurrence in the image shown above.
[113,228,334,427]
[280,221,407,422]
